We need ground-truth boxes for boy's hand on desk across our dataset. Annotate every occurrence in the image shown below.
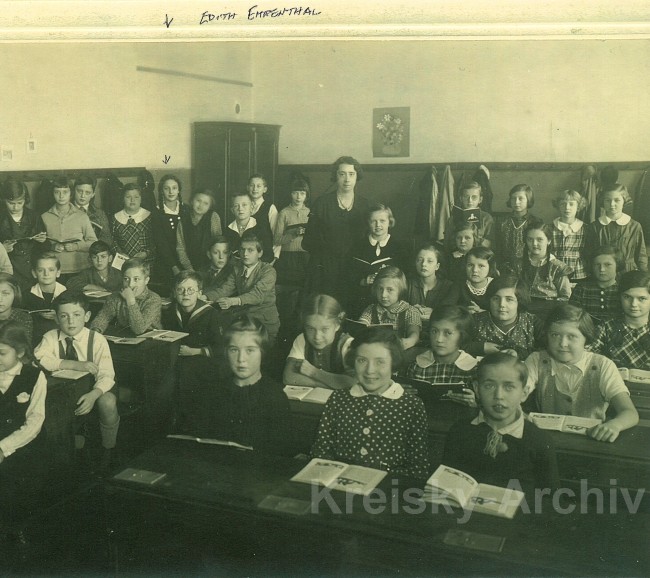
[39,311,56,320]
[179,345,201,357]
[75,389,102,416]
[217,297,238,309]
[120,287,137,306]
[445,388,477,408]
[588,422,621,443]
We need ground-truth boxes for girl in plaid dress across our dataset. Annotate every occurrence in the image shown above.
[591,270,650,370]
[405,305,478,407]
[111,184,155,261]
[550,190,588,281]
[496,184,538,269]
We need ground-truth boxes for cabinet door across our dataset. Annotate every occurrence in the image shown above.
[254,127,280,202]
[228,126,255,206]
[193,124,228,219]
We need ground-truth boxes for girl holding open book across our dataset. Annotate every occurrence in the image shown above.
[311,327,430,479]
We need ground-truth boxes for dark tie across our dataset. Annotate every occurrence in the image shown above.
[65,337,78,361]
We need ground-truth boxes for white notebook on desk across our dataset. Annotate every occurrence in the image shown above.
[283,385,333,404]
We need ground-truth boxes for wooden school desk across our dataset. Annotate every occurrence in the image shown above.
[44,371,94,466]
[105,438,649,576]
[289,393,650,494]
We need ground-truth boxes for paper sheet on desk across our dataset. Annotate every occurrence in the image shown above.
[619,368,650,385]
[51,369,90,380]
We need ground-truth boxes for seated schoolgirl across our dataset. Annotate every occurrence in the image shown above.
[525,304,639,442]
[519,221,572,317]
[406,243,459,320]
[66,240,123,294]
[457,246,497,314]
[586,183,647,273]
[0,322,49,539]
[111,183,155,261]
[273,174,311,287]
[357,266,422,352]
[174,315,292,455]
[73,175,112,246]
[590,270,650,371]
[465,274,541,360]
[443,353,558,491]
[311,327,430,478]
[405,305,478,406]
[348,204,407,317]
[176,189,222,272]
[0,273,33,345]
[283,294,355,390]
[162,270,223,436]
[41,175,97,279]
[496,184,538,268]
[549,190,588,281]
[569,245,623,323]
[443,223,477,284]
[0,178,47,288]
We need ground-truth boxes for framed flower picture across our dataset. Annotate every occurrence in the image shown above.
[373,106,410,158]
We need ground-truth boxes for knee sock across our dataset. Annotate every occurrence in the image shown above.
[100,416,120,449]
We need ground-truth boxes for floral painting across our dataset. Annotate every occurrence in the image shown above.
[373,106,410,158]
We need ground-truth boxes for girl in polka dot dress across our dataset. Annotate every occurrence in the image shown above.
[311,327,430,478]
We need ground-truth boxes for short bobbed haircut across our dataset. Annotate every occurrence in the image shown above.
[190,188,215,210]
[543,303,596,345]
[52,176,71,190]
[552,189,587,211]
[0,272,22,307]
[0,320,33,362]
[223,314,270,358]
[52,290,90,313]
[372,266,407,301]
[345,326,404,374]
[619,270,650,294]
[330,156,364,182]
[157,174,183,207]
[429,305,474,348]
[599,183,632,206]
[485,274,531,311]
[476,352,528,388]
[415,242,444,264]
[122,183,142,199]
[367,204,396,229]
[507,184,535,208]
[301,293,345,324]
[0,178,30,204]
[589,245,621,273]
[465,246,498,278]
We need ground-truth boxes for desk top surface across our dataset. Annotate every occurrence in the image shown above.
[107,439,649,576]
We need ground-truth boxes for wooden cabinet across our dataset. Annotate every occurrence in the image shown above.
[192,122,281,221]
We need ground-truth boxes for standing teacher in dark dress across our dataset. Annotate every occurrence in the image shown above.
[302,156,370,307]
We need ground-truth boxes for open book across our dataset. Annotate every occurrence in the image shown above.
[291,458,386,496]
[283,385,333,405]
[51,369,90,380]
[167,434,252,451]
[83,289,112,299]
[345,319,394,338]
[105,335,146,345]
[452,205,482,226]
[47,236,81,244]
[618,367,650,385]
[424,465,525,519]
[529,412,601,435]
[351,255,393,275]
[140,329,189,342]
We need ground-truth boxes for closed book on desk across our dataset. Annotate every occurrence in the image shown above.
[291,458,386,496]
[397,376,466,400]
[167,434,252,451]
[51,369,90,380]
[114,468,167,485]
[105,335,146,345]
[344,319,393,338]
[529,412,601,435]
[141,329,189,343]
[424,464,525,519]
[84,289,112,299]
[284,385,333,405]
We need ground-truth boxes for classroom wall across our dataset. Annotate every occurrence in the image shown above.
[252,40,650,164]
[0,42,253,174]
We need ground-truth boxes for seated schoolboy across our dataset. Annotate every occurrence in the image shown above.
[161,271,223,436]
[66,240,123,294]
[283,293,355,390]
[311,327,430,478]
[34,291,120,468]
[23,251,67,346]
[569,245,623,323]
[590,270,650,371]
[444,181,494,250]
[443,353,558,491]
[201,236,233,295]
[224,192,274,263]
[0,272,34,345]
[90,258,162,335]
[0,321,48,539]
[173,315,291,455]
[205,232,280,344]
[525,304,639,442]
